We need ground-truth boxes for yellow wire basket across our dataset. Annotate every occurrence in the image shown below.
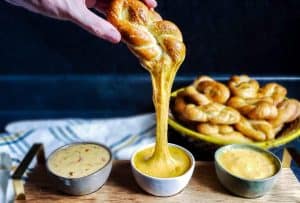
[168,88,300,149]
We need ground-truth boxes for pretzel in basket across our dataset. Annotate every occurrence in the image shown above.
[228,75,260,99]
[227,96,278,120]
[107,0,185,72]
[258,83,287,105]
[175,99,241,124]
[196,123,252,143]
[177,86,211,106]
[192,76,230,104]
[269,99,300,127]
[235,117,275,141]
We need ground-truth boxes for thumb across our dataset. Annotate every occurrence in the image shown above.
[70,7,121,43]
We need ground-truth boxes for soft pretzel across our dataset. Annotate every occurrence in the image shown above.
[196,123,252,143]
[173,87,210,122]
[192,76,230,104]
[227,96,278,120]
[258,83,287,105]
[181,103,241,124]
[269,99,300,127]
[235,117,275,141]
[192,76,214,86]
[107,0,185,72]
[273,124,284,135]
[178,86,211,106]
[228,75,260,98]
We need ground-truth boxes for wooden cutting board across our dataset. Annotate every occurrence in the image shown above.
[15,160,300,203]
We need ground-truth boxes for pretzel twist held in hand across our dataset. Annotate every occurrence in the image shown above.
[107,0,186,73]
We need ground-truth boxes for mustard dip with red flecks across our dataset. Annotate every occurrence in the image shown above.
[48,144,110,178]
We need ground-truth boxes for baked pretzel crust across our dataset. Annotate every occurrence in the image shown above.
[107,0,186,72]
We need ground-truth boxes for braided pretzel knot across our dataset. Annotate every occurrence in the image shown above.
[174,99,241,124]
[258,83,287,105]
[196,123,252,143]
[177,86,211,106]
[269,99,300,127]
[227,96,278,120]
[235,117,275,141]
[192,76,230,104]
[228,75,260,98]
[107,0,186,72]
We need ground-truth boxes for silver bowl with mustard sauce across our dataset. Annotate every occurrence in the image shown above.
[214,144,282,198]
[46,142,113,195]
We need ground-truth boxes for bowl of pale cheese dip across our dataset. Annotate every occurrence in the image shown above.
[131,143,195,197]
[215,144,282,198]
[46,142,112,195]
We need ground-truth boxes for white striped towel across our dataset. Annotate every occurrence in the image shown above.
[0,113,155,202]
[0,113,156,203]
[1,113,156,164]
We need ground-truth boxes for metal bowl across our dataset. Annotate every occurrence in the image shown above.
[46,142,113,195]
[214,144,282,198]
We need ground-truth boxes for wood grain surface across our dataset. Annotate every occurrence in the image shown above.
[16,161,300,203]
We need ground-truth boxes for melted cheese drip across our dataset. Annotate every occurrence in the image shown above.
[134,57,190,178]
[134,145,190,178]
[218,148,277,180]
[48,144,110,178]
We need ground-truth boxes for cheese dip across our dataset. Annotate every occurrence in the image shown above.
[218,148,277,180]
[48,144,110,178]
[133,145,191,178]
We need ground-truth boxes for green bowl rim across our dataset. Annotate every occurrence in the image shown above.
[214,144,282,182]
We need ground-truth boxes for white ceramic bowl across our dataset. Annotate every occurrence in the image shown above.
[131,143,195,197]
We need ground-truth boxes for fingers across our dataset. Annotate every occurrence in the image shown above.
[85,0,97,8]
[142,0,157,8]
[94,0,157,15]
[70,7,121,43]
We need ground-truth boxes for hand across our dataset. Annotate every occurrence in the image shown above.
[6,0,157,43]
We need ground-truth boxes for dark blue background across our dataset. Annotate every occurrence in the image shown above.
[0,0,299,176]
[1,0,300,75]
[0,0,300,125]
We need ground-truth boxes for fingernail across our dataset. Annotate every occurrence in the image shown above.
[151,0,157,8]
[103,29,121,43]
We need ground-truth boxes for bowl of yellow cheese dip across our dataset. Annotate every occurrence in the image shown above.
[46,142,112,195]
[131,143,195,197]
[215,144,282,198]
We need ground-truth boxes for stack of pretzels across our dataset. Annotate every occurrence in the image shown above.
[172,75,300,142]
